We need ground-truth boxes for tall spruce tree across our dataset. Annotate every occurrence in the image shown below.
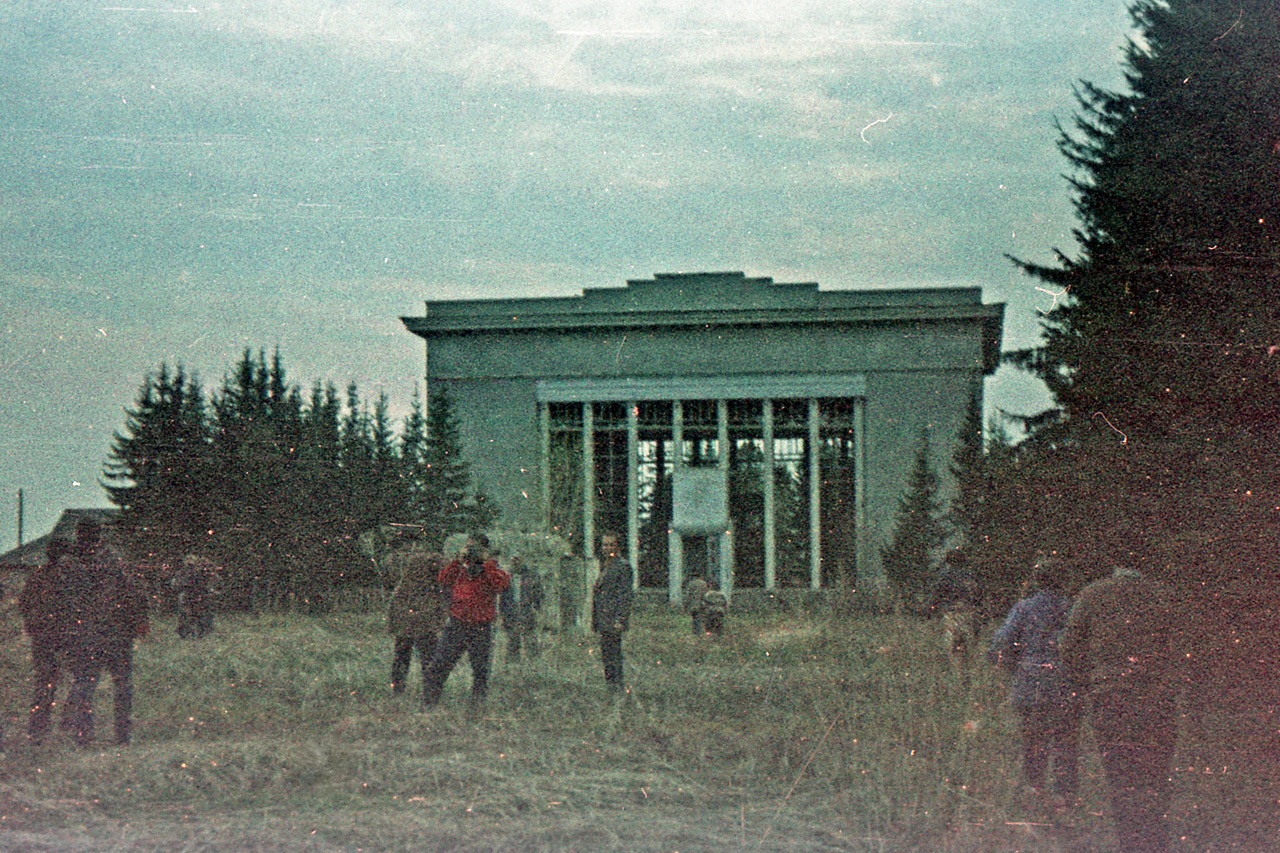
[103,364,210,567]
[420,385,488,548]
[881,428,947,612]
[1010,0,1280,438]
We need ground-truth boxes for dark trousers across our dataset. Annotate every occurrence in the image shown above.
[506,625,539,660]
[598,630,624,688]
[1018,704,1081,796]
[422,619,493,706]
[1091,690,1177,853]
[28,635,65,742]
[391,633,436,694]
[178,606,214,639]
[66,642,134,746]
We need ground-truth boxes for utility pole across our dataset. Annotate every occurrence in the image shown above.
[17,488,24,549]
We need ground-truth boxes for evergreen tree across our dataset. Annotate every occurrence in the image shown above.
[945,394,1026,607]
[399,386,430,520]
[881,428,946,612]
[208,349,306,606]
[103,349,493,607]
[420,385,486,547]
[1010,0,1280,438]
[103,364,211,567]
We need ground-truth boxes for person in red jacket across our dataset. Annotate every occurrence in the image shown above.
[421,534,510,708]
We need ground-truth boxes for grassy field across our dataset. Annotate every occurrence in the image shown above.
[0,599,1274,852]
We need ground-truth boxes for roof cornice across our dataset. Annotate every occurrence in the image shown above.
[401,302,1004,335]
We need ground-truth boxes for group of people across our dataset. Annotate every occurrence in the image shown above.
[17,518,150,747]
[11,518,1180,850]
[989,556,1181,853]
[385,530,639,707]
[683,575,729,636]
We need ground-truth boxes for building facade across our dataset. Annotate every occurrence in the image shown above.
[401,271,1004,600]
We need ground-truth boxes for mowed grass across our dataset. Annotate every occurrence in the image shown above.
[0,599,1274,852]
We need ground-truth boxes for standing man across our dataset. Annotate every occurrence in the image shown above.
[387,551,447,695]
[19,538,71,743]
[685,576,710,635]
[591,532,634,696]
[63,519,150,746]
[1060,565,1181,853]
[421,534,510,708]
[174,554,217,639]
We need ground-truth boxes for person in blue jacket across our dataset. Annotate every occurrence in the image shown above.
[989,559,1082,804]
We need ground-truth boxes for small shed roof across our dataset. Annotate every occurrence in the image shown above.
[0,508,120,568]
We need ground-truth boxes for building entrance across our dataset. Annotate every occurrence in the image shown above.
[540,382,866,600]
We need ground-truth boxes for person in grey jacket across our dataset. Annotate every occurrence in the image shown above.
[989,561,1081,802]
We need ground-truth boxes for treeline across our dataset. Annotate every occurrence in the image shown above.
[103,349,494,611]
[976,0,1280,607]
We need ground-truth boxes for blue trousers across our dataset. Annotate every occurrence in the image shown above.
[422,619,493,706]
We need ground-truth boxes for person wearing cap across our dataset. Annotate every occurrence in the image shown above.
[1060,565,1181,852]
[421,534,510,708]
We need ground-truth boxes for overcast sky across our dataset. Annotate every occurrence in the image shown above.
[0,0,1133,549]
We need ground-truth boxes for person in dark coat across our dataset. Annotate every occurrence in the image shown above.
[62,519,150,746]
[1061,566,1181,853]
[685,576,710,635]
[700,582,729,637]
[387,551,447,694]
[174,554,217,639]
[591,531,634,694]
[989,561,1082,803]
[499,555,544,660]
[421,534,510,708]
[19,538,72,743]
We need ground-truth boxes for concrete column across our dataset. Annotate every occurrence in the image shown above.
[716,399,732,593]
[583,402,595,562]
[627,400,640,589]
[762,398,776,590]
[808,397,822,590]
[539,402,551,535]
[669,400,684,603]
[853,396,869,588]
[672,399,684,468]
[668,529,684,605]
[717,399,728,469]
[719,530,734,599]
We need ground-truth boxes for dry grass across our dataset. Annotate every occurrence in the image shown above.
[0,599,1274,852]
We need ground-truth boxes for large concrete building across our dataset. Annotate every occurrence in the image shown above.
[402,271,1004,599]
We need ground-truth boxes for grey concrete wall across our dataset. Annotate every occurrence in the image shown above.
[428,319,987,380]
[433,377,544,532]
[426,319,986,584]
[861,370,978,576]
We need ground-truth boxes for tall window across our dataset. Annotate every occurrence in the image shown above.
[548,402,584,550]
